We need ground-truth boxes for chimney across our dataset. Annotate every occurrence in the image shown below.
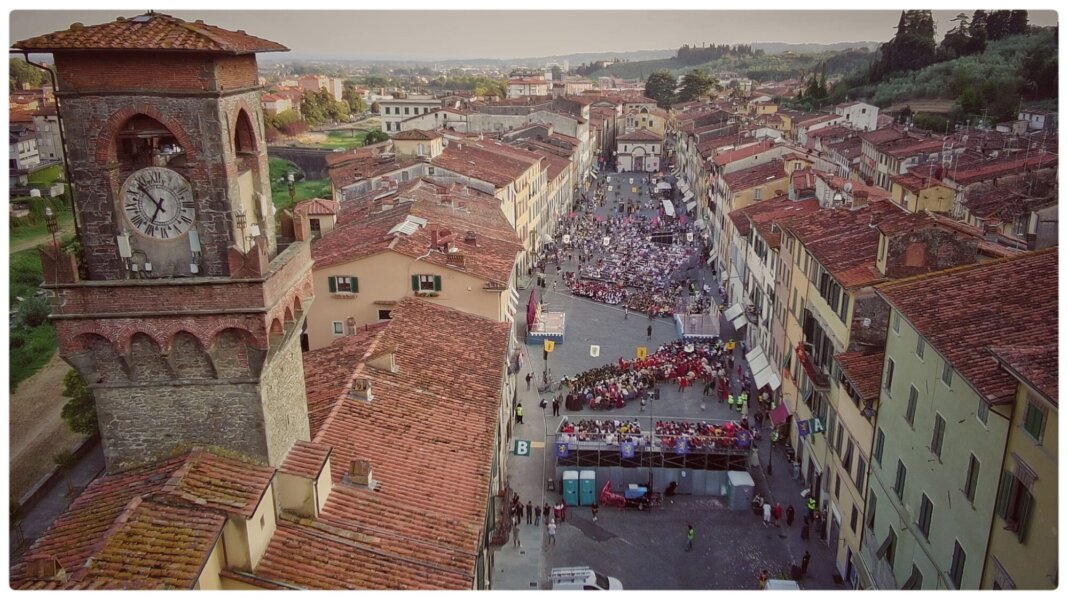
[446,252,466,269]
[430,226,440,247]
[368,352,398,373]
[347,459,373,487]
[464,230,478,246]
[348,377,373,402]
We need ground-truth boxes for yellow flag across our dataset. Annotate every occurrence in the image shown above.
[544,340,556,353]
[636,346,648,359]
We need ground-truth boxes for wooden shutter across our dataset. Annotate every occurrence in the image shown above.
[352,276,359,293]
[328,276,337,293]
[1016,491,1033,542]
[411,275,420,291]
[995,471,1013,519]
[433,275,442,291]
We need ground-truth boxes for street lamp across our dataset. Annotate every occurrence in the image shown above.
[287,172,296,207]
[234,208,248,251]
[45,206,60,283]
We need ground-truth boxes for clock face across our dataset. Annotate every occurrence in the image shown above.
[120,167,196,239]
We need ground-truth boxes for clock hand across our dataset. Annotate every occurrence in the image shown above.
[138,183,165,214]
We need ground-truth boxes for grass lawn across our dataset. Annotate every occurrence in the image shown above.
[268,157,332,213]
[9,247,58,392]
[8,205,74,245]
[27,164,63,186]
[315,130,368,150]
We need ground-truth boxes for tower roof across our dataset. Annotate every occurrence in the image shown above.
[12,12,288,54]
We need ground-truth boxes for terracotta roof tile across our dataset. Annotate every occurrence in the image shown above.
[749,199,820,249]
[876,249,1057,404]
[271,298,510,588]
[392,129,442,141]
[312,178,521,285]
[160,449,275,518]
[834,351,885,401]
[714,139,776,166]
[279,441,333,479]
[722,160,787,192]
[293,198,338,217]
[987,345,1058,406]
[303,324,387,437]
[12,12,288,54]
[431,139,542,187]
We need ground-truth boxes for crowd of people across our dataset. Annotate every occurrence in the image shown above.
[554,417,752,451]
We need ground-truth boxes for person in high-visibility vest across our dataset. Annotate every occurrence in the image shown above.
[515,403,524,425]
[727,394,735,410]
[807,496,817,519]
[738,392,747,412]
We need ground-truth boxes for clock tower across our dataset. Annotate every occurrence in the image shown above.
[15,13,315,472]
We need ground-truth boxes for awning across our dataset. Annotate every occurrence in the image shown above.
[682,191,694,202]
[662,199,676,217]
[770,402,790,426]
[678,182,691,194]
[753,365,781,391]
[746,347,770,374]
[506,286,520,322]
[656,181,672,191]
[723,303,745,322]
[540,234,552,244]
[686,200,697,212]
[719,270,729,282]
[731,313,748,330]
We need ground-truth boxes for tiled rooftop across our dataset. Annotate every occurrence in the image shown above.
[833,350,885,402]
[13,12,288,54]
[877,248,1057,405]
[278,298,511,588]
[722,159,787,192]
[278,440,333,479]
[313,178,521,285]
[160,449,275,518]
[293,198,338,217]
[392,129,442,141]
[987,345,1058,406]
[713,139,775,166]
[431,140,542,187]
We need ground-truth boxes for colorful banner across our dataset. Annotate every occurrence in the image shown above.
[675,438,689,455]
[736,430,752,449]
[621,442,636,459]
[798,419,812,437]
[544,340,556,353]
[636,346,648,359]
[555,442,570,458]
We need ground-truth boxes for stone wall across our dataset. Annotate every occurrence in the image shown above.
[849,288,890,352]
[259,323,312,466]
[882,228,979,280]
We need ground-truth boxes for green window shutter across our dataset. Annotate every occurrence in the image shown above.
[995,471,1013,519]
[1016,491,1033,542]
[328,276,337,293]
[433,275,442,291]
[352,276,359,293]
[411,275,420,291]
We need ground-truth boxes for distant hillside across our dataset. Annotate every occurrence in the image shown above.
[753,41,879,54]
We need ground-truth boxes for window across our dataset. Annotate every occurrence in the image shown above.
[328,275,359,294]
[894,460,907,501]
[949,541,966,589]
[917,493,933,539]
[996,469,1035,542]
[892,312,901,334]
[834,422,844,455]
[1023,399,1047,442]
[843,438,854,473]
[884,358,895,392]
[963,454,980,503]
[977,398,989,425]
[876,527,897,568]
[905,385,918,426]
[916,337,925,360]
[850,506,859,533]
[834,474,841,499]
[404,107,410,115]
[866,493,878,530]
[941,361,953,387]
[332,321,344,336]
[931,413,946,458]
[377,309,393,320]
[874,428,885,465]
[412,274,441,292]
[754,187,763,200]
[855,456,867,491]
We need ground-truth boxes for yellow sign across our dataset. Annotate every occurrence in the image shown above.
[631,186,638,193]
[544,340,556,353]
[636,346,648,359]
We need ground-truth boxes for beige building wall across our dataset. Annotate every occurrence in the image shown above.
[196,538,226,590]
[394,136,443,158]
[981,382,1058,590]
[890,182,954,214]
[307,251,508,351]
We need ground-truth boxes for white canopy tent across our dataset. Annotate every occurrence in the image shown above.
[662,199,676,217]
[656,181,672,191]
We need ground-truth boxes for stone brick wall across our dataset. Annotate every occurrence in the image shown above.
[55,52,258,94]
[849,288,890,352]
[259,324,312,466]
[883,229,979,280]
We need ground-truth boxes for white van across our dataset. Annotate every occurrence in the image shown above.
[550,567,623,590]
[765,579,802,590]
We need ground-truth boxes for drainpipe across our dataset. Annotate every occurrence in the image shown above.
[20,51,80,240]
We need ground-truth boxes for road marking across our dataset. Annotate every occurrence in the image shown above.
[530,441,545,449]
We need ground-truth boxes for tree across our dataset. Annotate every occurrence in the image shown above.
[364,130,390,145]
[1008,10,1029,36]
[53,449,77,497]
[676,69,718,103]
[9,58,45,91]
[17,297,50,327]
[61,369,98,436]
[939,13,972,60]
[301,89,349,127]
[370,101,381,114]
[343,84,367,114]
[644,71,677,108]
[984,10,1013,41]
[1021,44,1058,98]
[966,10,989,55]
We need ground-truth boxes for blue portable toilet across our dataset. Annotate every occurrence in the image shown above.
[562,470,579,506]
[579,470,597,506]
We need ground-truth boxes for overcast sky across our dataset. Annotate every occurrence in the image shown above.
[9,7,1060,61]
